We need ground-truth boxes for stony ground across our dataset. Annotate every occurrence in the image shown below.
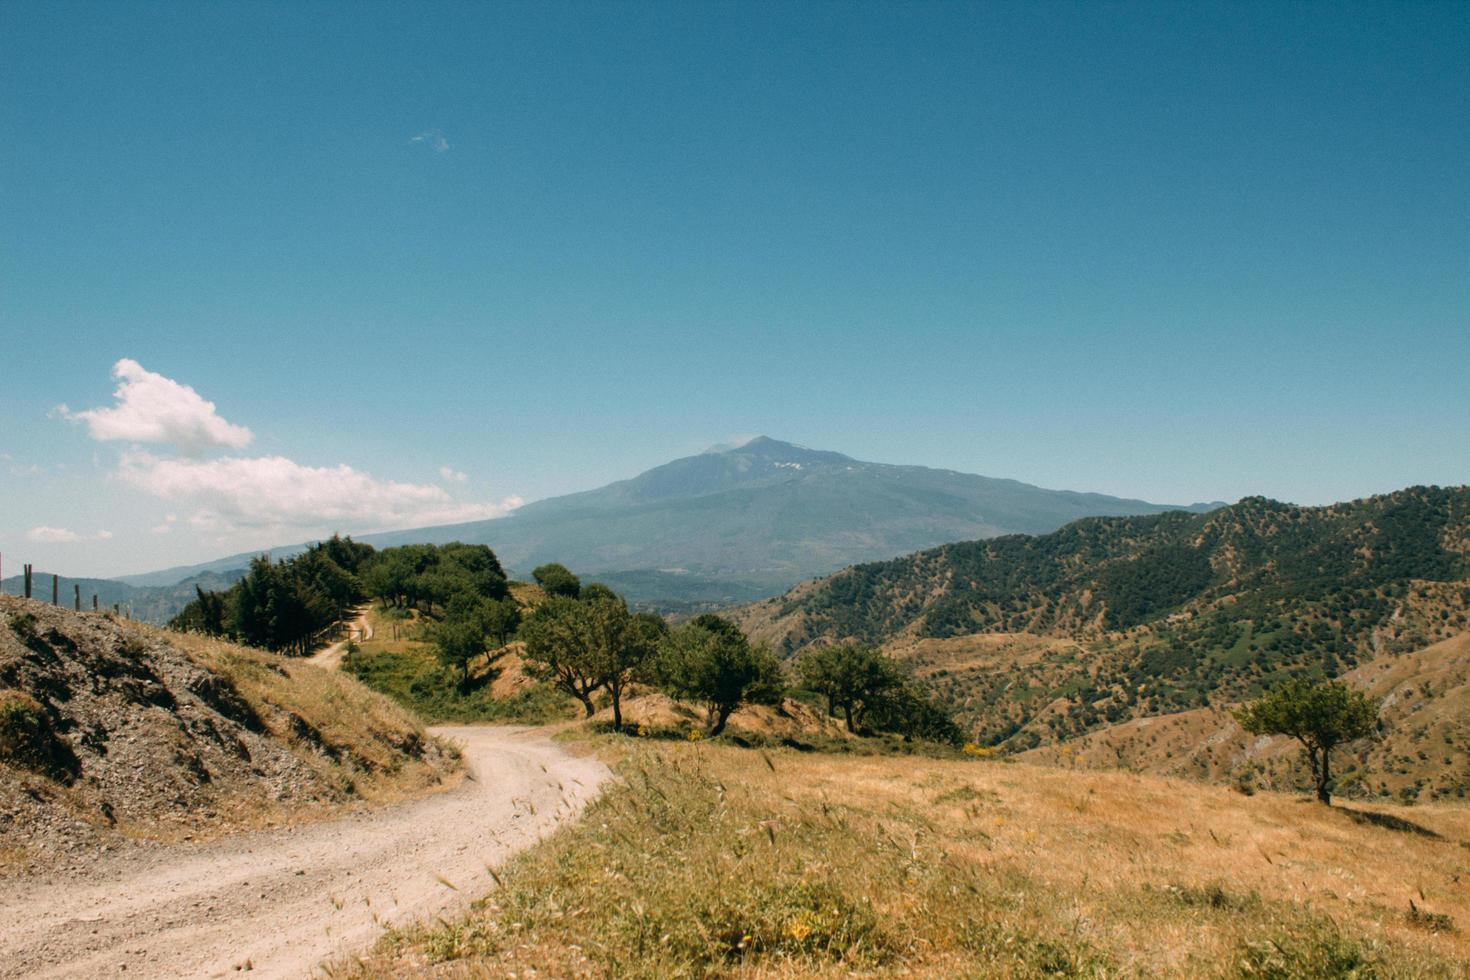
[0,596,450,870]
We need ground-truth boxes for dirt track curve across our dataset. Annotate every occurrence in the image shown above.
[0,725,609,979]
[308,607,374,670]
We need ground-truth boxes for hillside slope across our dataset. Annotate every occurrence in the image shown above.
[735,485,1470,756]
[0,596,456,871]
[118,437,1214,609]
[1021,629,1470,805]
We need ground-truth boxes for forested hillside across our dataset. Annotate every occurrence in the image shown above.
[736,486,1470,754]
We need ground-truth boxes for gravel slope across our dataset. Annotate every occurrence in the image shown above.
[0,725,608,979]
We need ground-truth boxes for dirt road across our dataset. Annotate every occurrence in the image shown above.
[308,606,374,670]
[0,726,608,979]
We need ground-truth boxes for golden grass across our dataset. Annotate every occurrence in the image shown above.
[351,738,1470,978]
[508,581,549,608]
[148,627,461,821]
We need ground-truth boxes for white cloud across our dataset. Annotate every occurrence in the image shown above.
[62,358,253,454]
[27,525,82,543]
[410,129,450,153]
[119,452,522,534]
[53,361,522,547]
[26,526,112,543]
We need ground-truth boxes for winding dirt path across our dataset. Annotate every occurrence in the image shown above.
[0,726,608,979]
[308,606,374,671]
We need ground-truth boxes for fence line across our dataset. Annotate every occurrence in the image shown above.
[0,551,109,615]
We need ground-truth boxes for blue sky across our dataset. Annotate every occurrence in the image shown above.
[2,1,1467,577]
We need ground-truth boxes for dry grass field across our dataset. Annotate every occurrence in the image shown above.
[349,736,1470,978]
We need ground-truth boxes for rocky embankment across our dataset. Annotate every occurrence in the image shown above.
[0,595,452,871]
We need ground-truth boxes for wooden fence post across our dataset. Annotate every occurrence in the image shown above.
[93,594,99,611]
[52,574,59,606]
[74,583,81,611]
[24,565,32,599]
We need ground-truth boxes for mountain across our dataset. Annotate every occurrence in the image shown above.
[120,437,1218,609]
[733,485,1470,775]
[0,570,244,625]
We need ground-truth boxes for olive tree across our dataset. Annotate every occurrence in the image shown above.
[796,642,902,733]
[518,596,606,716]
[532,563,581,598]
[433,594,518,683]
[518,594,665,729]
[656,615,783,736]
[1234,678,1378,804]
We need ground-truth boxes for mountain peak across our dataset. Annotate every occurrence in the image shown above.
[717,436,854,465]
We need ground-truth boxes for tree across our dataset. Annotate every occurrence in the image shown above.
[480,597,522,648]
[315,533,375,574]
[518,596,607,717]
[579,582,620,604]
[169,584,227,635]
[532,563,581,598]
[518,594,665,730]
[433,618,488,682]
[433,594,520,683]
[796,643,902,733]
[656,616,784,736]
[864,679,966,746]
[1234,678,1379,804]
[437,542,510,600]
[591,600,667,731]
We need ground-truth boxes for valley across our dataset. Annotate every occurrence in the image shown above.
[7,4,1467,975]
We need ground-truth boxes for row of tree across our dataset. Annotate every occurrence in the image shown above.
[171,537,511,655]
[505,584,961,742]
[175,543,967,746]
[170,536,375,654]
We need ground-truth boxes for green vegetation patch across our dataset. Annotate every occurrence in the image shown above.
[0,688,79,782]
[340,646,573,725]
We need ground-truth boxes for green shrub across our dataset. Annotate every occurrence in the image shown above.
[1236,920,1383,979]
[0,690,79,782]
[341,647,573,724]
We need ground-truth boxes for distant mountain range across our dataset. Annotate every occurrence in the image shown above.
[116,437,1221,611]
[0,570,244,624]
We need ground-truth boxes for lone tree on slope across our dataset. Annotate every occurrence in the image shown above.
[1234,678,1378,805]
